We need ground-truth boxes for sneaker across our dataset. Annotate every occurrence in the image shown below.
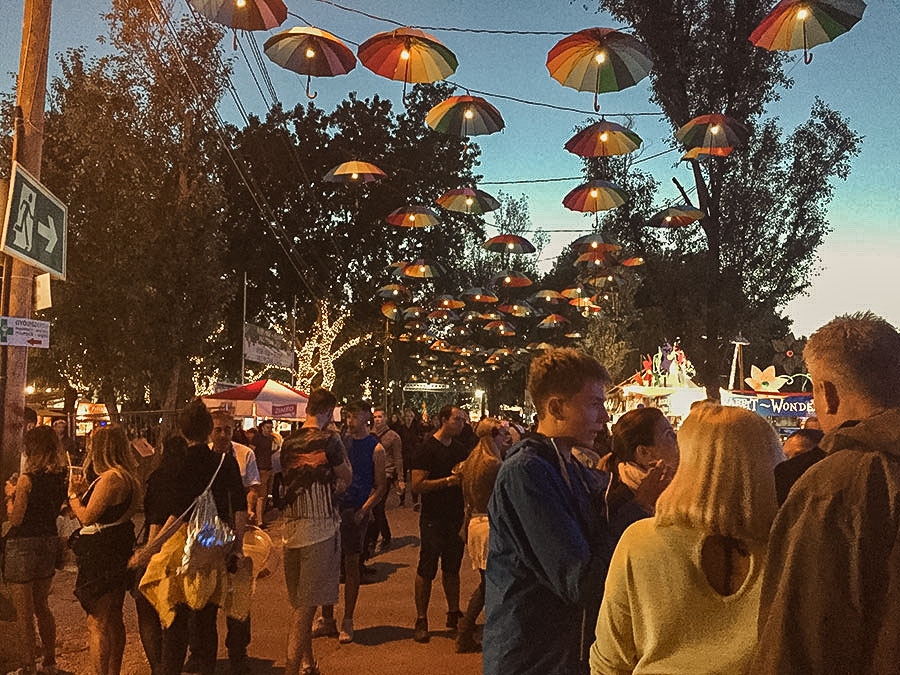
[413,617,430,643]
[446,610,463,630]
[413,503,421,512]
[311,616,339,638]
[300,663,321,675]
[338,618,354,644]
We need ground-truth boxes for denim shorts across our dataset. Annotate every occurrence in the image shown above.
[4,535,58,584]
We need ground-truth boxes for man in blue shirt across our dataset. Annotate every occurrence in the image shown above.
[484,348,613,675]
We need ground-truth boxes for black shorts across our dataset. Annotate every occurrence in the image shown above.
[416,518,464,580]
[339,507,369,557]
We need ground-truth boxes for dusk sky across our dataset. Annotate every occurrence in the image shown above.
[3,0,898,339]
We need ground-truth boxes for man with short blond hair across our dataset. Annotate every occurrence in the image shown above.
[754,312,900,673]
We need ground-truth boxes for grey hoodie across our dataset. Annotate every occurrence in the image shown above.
[753,407,900,673]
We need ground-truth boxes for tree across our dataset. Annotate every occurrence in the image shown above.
[582,1,862,389]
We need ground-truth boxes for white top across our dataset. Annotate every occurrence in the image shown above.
[591,519,766,675]
[209,441,260,489]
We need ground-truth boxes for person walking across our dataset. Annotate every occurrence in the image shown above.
[251,420,276,526]
[67,424,141,675]
[591,404,782,674]
[410,405,470,643]
[3,426,67,675]
[279,388,351,675]
[395,409,422,506]
[366,406,403,554]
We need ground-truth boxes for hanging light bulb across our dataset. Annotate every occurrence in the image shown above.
[409,214,416,223]
[504,276,512,284]
[594,259,602,266]
[443,300,450,306]
[607,275,614,282]
[474,294,481,300]
[797,7,809,20]
[351,172,359,180]
[305,48,316,58]
[591,241,598,249]
[392,289,398,295]
[590,188,599,198]
[464,108,475,120]
[710,124,721,135]
[419,266,426,273]
[465,197,474,206]
[665,215,673,222]
[599,132,609,142]
[595,51,606,64]
[507,242,515,250]
[400,49,411,60]
[236,0,246,7]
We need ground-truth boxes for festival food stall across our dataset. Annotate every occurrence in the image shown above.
[202,379,310,421]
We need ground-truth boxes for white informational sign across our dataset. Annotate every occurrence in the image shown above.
[242,323,294,369]
[0,315,50,348]
[34,272,52,311]
[403,382,451,392]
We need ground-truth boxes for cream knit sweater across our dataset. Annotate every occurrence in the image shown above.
[591,519,766,674]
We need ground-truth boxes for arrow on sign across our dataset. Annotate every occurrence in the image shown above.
[26,338,42,345]
[36,215,58,254]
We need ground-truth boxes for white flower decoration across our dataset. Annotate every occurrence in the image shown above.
[745,365,789,392]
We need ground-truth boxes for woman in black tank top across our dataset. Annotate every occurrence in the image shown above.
[67,424,140,675]
[3,426,67,674]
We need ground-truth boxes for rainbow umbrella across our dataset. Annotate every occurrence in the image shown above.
[572,231,622,254]
[576,250,617,267]
[566,331,584,339]
[676,114,750,155]
[547,28,653,111]
[461,288,499,303]
[324,161,386,183]
[620,256,646,267]
[681,146,734,161]
[426,95,504,137]
[427,309,458,321]
[498,302,535,317]
[564,120,642,158]
[264,27,356,99]
[569,296,598,308]
[750,0,866,64]
[358,28,458,102]
[561,286,588,299]
[493,270,533,288]
[402,259,444,278]
[538,314,570,329]
[649,204,704,227]
[402,306,424,319]
[483,234,536,254]
[531,289,565,304]
[377,283,410,298]
[528,341,555,351]
[435,187,500,214]
[563,180,629,213]
[386,206,440,228]
[381,302,400,321]
[485,320,516,336]
[434,294,465,309]
[189,0,286,31]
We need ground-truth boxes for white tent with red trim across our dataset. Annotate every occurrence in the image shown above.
[202,379,309,420]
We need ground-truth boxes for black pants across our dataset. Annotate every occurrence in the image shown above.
[365,484,392,552]
[160,603,217,675]
[186,607,251,663]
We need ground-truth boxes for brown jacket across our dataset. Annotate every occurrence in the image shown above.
[753,407,900,673]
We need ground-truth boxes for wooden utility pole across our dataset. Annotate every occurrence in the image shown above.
[1,0,52,478]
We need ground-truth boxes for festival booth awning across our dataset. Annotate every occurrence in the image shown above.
[719,388,814,418]
[203,379,309,420]
[622,382,708,419]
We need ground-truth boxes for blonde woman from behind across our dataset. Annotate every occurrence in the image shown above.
[590,404,783,675]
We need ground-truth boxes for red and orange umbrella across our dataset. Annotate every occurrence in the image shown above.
[538,314,570,329]
[498,303,534,317]
[619,256,646,267]
[434,295,465,310]
[358,28,458,101]
[493,270,533,288]
[485,320,516,336]
[563,180,629,213]
[386,206,440,228]
[561,286,588,299]
[381,302,400,321]
[564,119,642,158]
[676,114,749,157]
[461,288,499,303]
[264,27,356,99]
[377,283,409,299]
[402,259,444,278]
[750,0,866,64]
[576,250,618,266]
[426,95,504,137]
[483,234,536,254]
[323,161,386,183]
[531,289,565,304]
[190,0,286,31]
[649,204,704,228]
[547,28,653,111]
[436,187,500,214]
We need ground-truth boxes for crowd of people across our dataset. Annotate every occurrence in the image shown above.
[2,310,899,675]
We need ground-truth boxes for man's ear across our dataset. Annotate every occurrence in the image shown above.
[823,380,840,415]
[634,444,652,466]
[547,396,566,421]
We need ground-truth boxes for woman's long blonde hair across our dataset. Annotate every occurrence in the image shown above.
[88,424,141,500]
[655,404,783,542]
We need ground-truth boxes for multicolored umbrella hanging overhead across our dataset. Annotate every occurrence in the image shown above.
[563,180,629,214]
[547,28,653,111]
[648,204,705,227]
[434,295,465,309]
[482,235,536,254]
[531,289,566,304]
[564,119,643,157]
[676,114,750,157]
[435,187,501,214]
[461,287,499,303]
[484,320,516,336]
[750,0,866,64]
[323,161,387,183]
[264,27,356,99]
[575,250,618,266]
[538,314,570,328]
[381,302,400,321]
[497,303,535,317]
[385,206,440,228]
[358,28,458,102]
[377,283,410,298]
[493,270,533,288]
[189,0,286,31]
[426,95,505,137]
[402,259,445,278]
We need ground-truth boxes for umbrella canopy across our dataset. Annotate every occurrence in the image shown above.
[358,27,457,101]
[381,302,400,321]
[435,187,500,214]
[493,270,533,288]
[435,294,465,309]
[531,289,566,304]
[402,259,444,278]
[620,256,646,267]
[497,302,535,317]
[323,160,386,183]
[377,283,410,298]
[461,288,499,303]
[575,250,617,266]
[649,204,705,227]
[571,232,622,254]
[750,0,866,64]
[566,331,584,339]
[538,314,570,328]
[561,286,588,299]
[485,320,516,336]
[564,119,643,158]
[386,206,440,228]
[264,27,356,99]
[563,180,629,213]
[189,0,286,31]
[426,95,504,137]
[483,234,536,254]
[402,306,424,319]
[676,114,750,155]
[427,309,458,321]
[547,28,653,111]
[569,296,599,308]
[202,379,308,419]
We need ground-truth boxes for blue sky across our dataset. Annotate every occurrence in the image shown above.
[3,0,898,337]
